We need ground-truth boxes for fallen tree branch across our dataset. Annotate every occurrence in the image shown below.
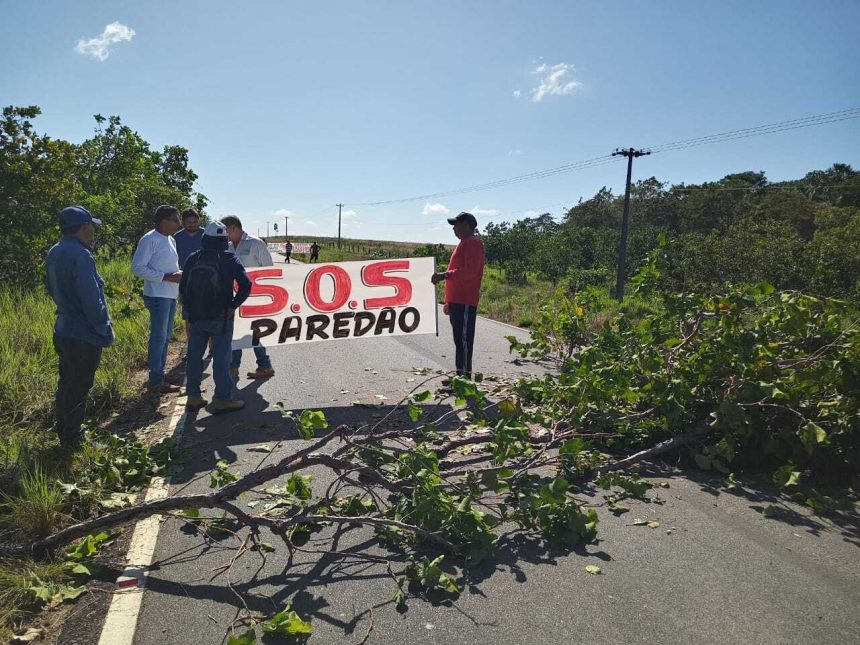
[594,422,712,475]
[8,411,714,558]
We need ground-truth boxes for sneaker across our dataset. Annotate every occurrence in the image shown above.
[230,367,240,382]
[185,396,208,409]
[212,398,245,414]
[246,367,275,379]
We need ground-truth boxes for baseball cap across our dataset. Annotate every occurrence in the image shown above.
[203,221,228,237]
[59,206,101,228]
[446,211,478,228]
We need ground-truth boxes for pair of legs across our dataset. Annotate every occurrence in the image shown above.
[53,335,102,447]
[285,253,291,264]
[143,295,177,387]
[448,303,477,378]
[231,346,272,375]
[185,317,236,402]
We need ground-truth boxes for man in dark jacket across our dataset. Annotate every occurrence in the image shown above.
[45,206,114,448]
[179,221,252,413]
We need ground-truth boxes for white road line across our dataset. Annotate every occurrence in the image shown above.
[97,395,188,645]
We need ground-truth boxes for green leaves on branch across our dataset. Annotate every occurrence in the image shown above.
[280,408,329,440]
[509,476,599,547]
[261,605,313,637]
[209,459,240,489]
[404,555,460,595]
[511,279,860,491]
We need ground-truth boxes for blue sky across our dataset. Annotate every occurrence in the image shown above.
[2,0,859,242]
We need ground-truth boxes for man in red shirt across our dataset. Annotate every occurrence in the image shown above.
[432,212,485,379]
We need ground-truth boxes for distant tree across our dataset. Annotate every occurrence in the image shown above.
[0,107,206,286]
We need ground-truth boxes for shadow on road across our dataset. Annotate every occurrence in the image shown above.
[638,462,860,548]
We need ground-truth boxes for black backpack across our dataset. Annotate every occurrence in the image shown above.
[183,250,227,321]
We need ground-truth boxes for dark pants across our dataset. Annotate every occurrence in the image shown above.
[53,335,102,445]
[448,303,477,378]
[186,317,235,401]
[285,252,291,264]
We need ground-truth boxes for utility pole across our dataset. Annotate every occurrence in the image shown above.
[285,214,289,239]
[336,203,343,248]
[266,221,270,239]
[611,147,650,301]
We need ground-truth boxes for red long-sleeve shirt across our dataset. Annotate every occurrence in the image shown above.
[444,235,485,306]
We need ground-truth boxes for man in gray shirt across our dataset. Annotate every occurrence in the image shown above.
[222,215,276,381]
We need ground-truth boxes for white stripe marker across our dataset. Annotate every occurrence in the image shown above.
[98,395,188,645]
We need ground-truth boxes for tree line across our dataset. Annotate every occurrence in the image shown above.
[482,166,860,298]
[3,105,858,299]
[1,106,207,287]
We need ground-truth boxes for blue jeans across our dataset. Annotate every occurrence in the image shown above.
[231,346,271,370]
[143,296,177,387]
[186,317,234,400]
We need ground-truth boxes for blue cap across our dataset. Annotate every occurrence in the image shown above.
[59,206,102,228]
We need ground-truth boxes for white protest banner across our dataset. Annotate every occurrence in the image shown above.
[233,257,438,348]
[291,243,311,254]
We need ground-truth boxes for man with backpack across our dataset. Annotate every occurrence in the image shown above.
[179,221,252,413]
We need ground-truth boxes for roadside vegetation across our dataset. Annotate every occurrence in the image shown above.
[1,106,195,639]
[0,260,178,640]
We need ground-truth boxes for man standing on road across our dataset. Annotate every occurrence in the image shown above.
[132,205,183,394]
[46,206,114,448]
[180,222,251,413]
[309,241,320,263]
[284,239,293,264]
[222,215,276,381]
[431,212,485,380]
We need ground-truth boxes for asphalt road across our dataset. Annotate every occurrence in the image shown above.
[99,298,860,645]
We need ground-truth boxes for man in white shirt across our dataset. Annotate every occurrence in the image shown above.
[132,205,182,393]
[222,215,276,381]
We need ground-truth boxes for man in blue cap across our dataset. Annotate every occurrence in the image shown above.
[45,206,114,448]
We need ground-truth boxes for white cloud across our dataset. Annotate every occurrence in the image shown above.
[304,220,317,227]
[421,202,449,216]
[512,89,522,98]
[523,210,540,218]
[273,208,296,218]
[340,209,357,228]
[470,206,499,218]
[75,22,136,61]
[530,62,581,102]
[507,149,523,156]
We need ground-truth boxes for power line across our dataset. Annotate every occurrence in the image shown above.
[646,107,860,153]
[347,155,620,206]
[343,107,859,208]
